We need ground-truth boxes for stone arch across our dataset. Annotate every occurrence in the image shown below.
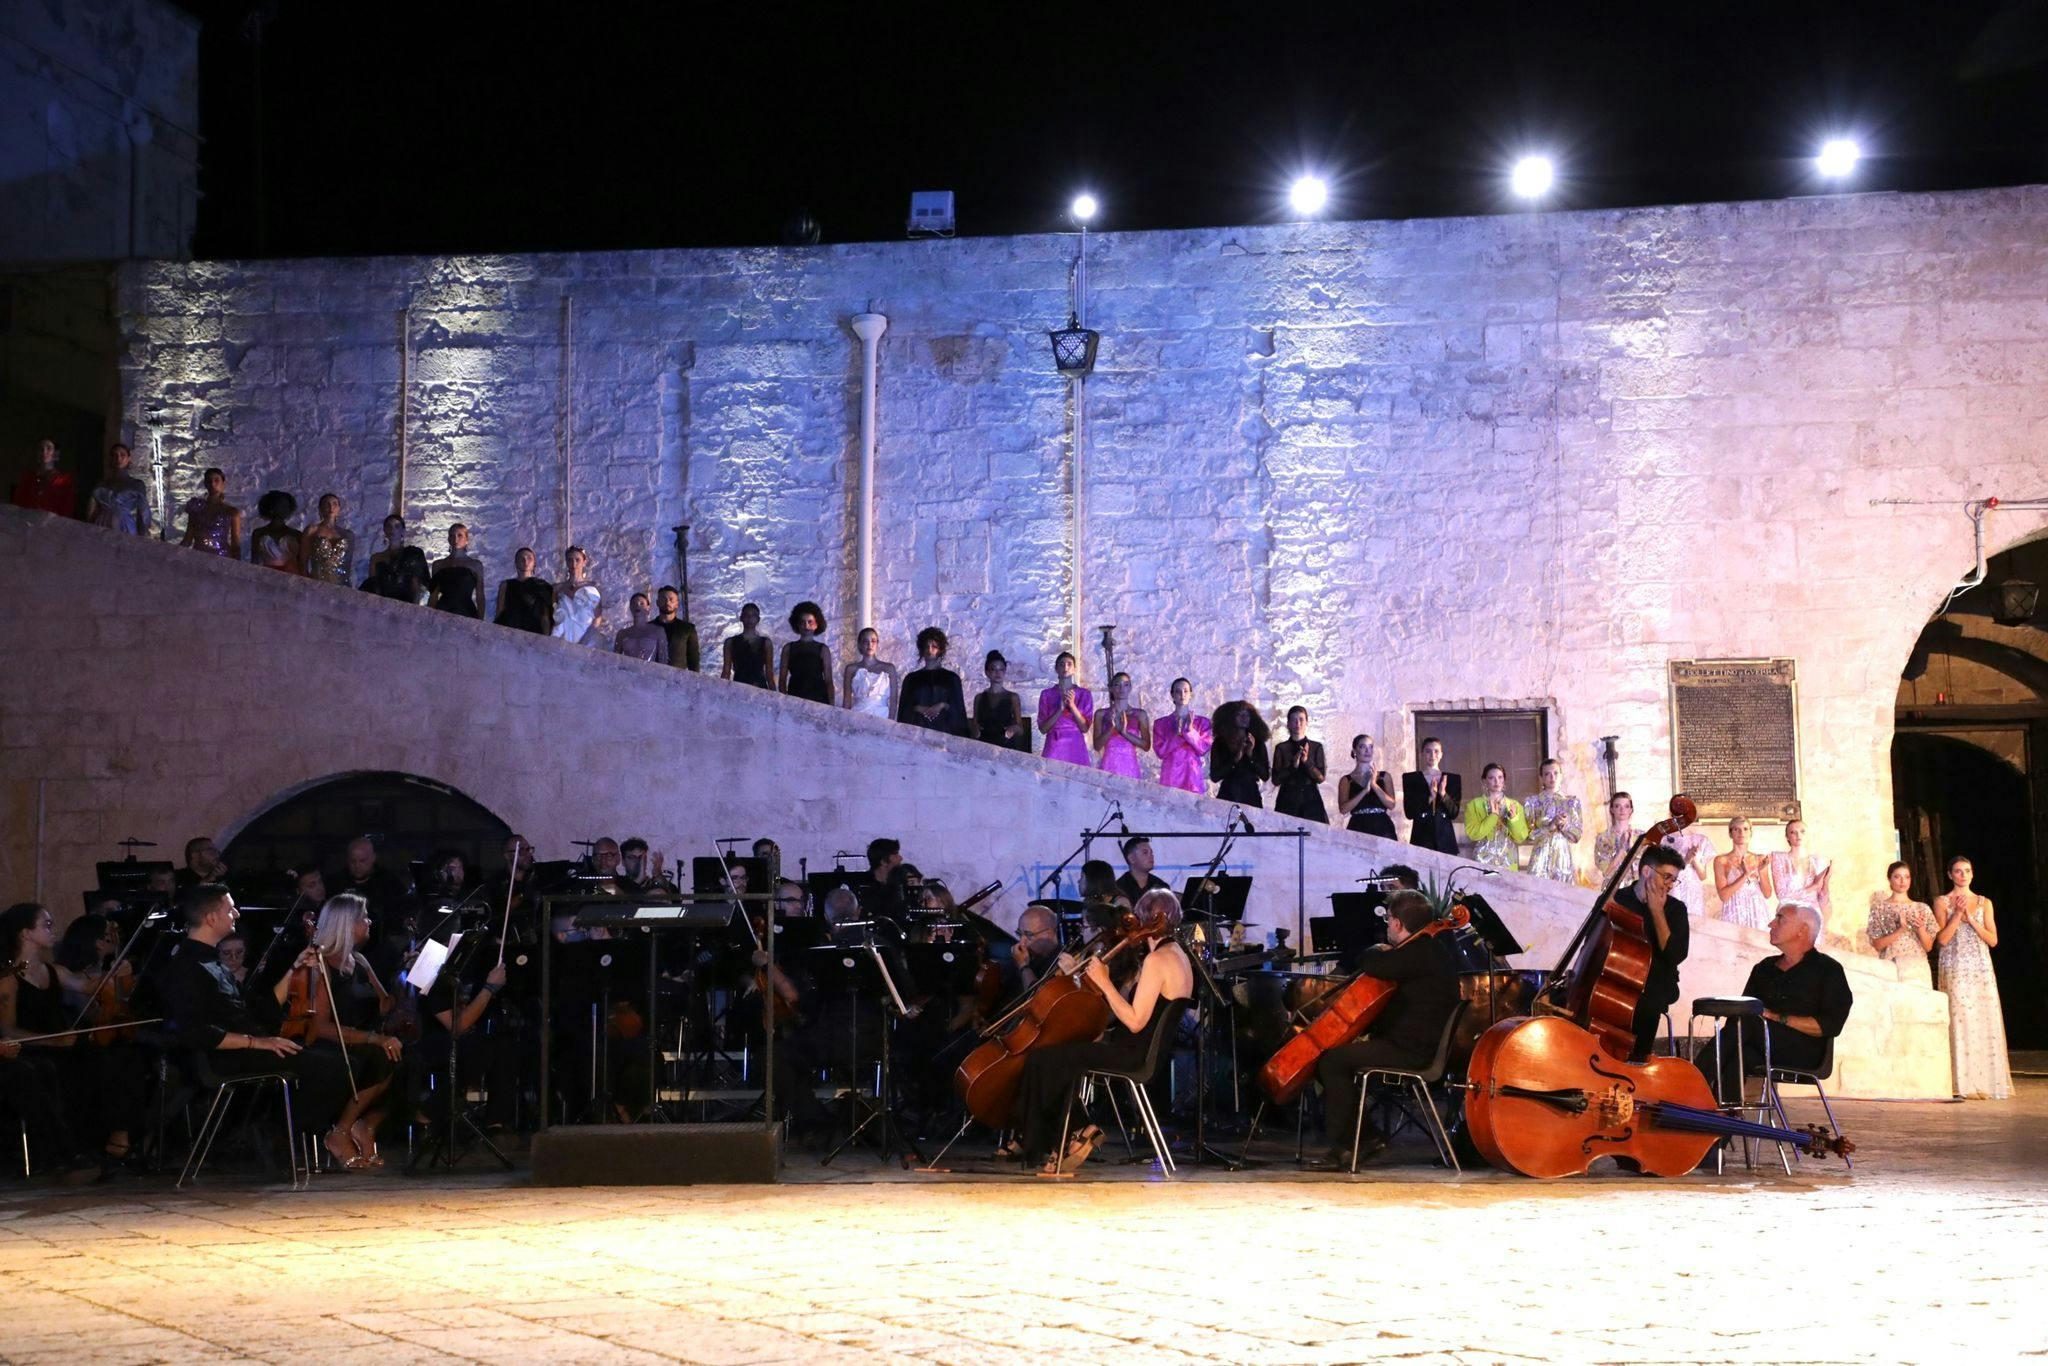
[220,769,514,890]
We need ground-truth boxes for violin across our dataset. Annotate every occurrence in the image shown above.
[953,895,1182,1130]
[1256,903,1468,1106]
[1463,1014,1854,1178]
[1549,794,1696,1059]
[80,960,139,1046]
[278,963,320,1044]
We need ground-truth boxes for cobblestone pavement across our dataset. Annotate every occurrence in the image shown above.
[1,1084,2042,1364]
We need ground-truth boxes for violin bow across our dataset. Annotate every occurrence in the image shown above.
[63,910,153,1034]
[311,951,359,1100]
[497,838,523,969]
[8,1018,163,1046]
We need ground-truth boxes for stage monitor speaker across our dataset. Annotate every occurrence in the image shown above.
[530,1122,780,1186]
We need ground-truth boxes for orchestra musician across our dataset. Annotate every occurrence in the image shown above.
[1013,889,1194,1176]
[1618,845,1692,1062]
[1008,904,1068,994]
[1115,836,1169,908]
[1300,890,1461,1170]
[618,838,676,896]
[1693,902,1852,1107]
[304,894,407,1170]
[150,884,354,1139]
[176,836,227,892]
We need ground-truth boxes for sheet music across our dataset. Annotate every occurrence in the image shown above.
[404,933,461,993]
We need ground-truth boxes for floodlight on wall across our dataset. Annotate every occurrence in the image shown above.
[1994,578,2041,627]
[1050,314,1100,375]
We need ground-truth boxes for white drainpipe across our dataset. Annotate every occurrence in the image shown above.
[851,311,889,629]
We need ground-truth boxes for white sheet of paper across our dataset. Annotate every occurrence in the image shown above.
[405,933,460,993]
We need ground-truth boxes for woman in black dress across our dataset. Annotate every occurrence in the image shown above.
[1401,736,1462,855]
[721,602,774,689]
[779,601,834,704]
[1210,701,1271,807]
[1336,733,1400,839]
[427,523,486,617]
[306,894,406,1170]
[973,650,1029,751]
[0,903,143,1169]
[493,547,555,634]
[1013,890,1194,1176]
[1271,705,1329,823]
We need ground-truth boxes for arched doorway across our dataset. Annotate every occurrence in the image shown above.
[1894,537,2048,1049]
[222,770,512,894]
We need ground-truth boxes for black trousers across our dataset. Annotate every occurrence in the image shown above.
[1016,1032,1149,1163]
[1316,1037,1428,1148]
[1691,1016,1827,1103]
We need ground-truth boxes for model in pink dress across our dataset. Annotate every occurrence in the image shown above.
[1152,677,1213,795]
[1037,651,1095,766]
[1093,671,1151,778]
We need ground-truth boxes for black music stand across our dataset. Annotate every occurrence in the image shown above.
[807,942,926,1168]
[96,859,172,891]
[1323,892,1390,968]
[408,931,514,1173]
[1455,892,1524,959]
[1180,874,1251,924]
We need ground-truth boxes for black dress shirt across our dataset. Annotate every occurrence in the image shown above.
[1358,930,1462,1057]
[151,937,269,1051]
[1742,952,1853,1040]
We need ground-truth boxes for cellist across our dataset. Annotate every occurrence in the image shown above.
[1617,844,1692,1061]
[1302,890,1460,1171]
[1013,889,1194,1177]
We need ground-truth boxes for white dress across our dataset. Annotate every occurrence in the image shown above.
[848,667,892,719]
[1937,896,2014,1100]
[1662,827,1713,919]
[1769,849,1831,921]
[1718,856,1772,930]
[552,583,603,646]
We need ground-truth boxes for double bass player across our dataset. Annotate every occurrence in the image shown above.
[1301,890,1460,1170]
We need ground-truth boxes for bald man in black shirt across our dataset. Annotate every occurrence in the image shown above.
[1694,901,1853,1103]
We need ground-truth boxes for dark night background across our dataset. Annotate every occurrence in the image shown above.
[174,1,2048,257]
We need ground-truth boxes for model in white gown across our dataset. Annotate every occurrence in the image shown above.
[1935,858,2013,1100]
[1662,825,1714,918]
[1714,815,1774,930]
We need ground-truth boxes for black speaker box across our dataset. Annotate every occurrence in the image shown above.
[529,1122,780,1185]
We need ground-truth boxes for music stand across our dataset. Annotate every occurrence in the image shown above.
[804,943,926,1168]
[1324,892,1390,966]
[408,931,514,1173]
[1455,892,1524,959]
[1180,874,1251,924]
[96,859,172,892]
[694,855,764,894]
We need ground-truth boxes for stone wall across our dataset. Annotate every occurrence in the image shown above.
[0,508,1952,1096]
[113,188,2048,945]
[0,0,200,262]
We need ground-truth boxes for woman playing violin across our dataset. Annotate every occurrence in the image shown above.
[0,902,147,1168]
[1013,889,1193,1176]
[303,894,406,1169]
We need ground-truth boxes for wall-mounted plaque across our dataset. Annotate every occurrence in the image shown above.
[1668,658,1801,821]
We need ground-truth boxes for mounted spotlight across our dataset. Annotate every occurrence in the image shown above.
[1816,137,1861,180]
[1510,155,1555,201]
[1288,175,1330,217]
[1994,578,2040,627]
[1049,314,1100,376]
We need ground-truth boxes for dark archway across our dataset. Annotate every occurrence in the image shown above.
[222,770,513,894]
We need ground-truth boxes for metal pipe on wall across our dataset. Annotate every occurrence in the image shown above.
[851,311,889,629]
[561,296,575,552]
[395,303,411,518]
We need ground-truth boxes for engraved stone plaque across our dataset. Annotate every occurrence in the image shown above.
[1668,658,1800,821]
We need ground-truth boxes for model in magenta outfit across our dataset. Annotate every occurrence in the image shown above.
[1093,671,1151,778]
[1153,677,1214,795]
[1037,651,1095,766]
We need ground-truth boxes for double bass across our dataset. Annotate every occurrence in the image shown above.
[1255,902,1467,1106]
[1463,1013,1854,1178]
[1545,793,1696,1058]
[953,894,1180,1131]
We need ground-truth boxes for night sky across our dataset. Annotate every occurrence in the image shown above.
[180,1,2048,258]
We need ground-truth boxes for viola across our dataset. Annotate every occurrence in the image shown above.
[1463,1014,1854,1179]
[1550,794,1696,1059]
[1256,903,1468,1106]
[953,894,1182,1130]
[278,965,320,1044]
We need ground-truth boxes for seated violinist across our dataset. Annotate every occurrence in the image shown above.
[304,894,407,1171]
[150,884,353,1138]
[1693,902,1852,1105]
[418,938,515,1131]
[1620,845,1691,1062]
[1303,890,1460,1170]
[1014,889,1194,1177]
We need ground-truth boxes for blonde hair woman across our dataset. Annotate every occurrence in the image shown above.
[307,894,405,1169]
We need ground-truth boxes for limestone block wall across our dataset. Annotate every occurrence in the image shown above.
[0,508,1951,1096]
[113,187,2048,948]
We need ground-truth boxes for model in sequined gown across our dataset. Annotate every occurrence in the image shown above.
[1521,759,1583,884]
[178,468,241,559]
[1866,862,1935,987]
[1935,857,2013,1100]
[1713,815,1774,930]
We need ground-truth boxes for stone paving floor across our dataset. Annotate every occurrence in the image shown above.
[1,1082,2043,1364]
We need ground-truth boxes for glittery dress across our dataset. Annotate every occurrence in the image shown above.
[304,530,352,585]
[1718,857,1772,930]
[1936,896,2013,1100]
[1769,850,1832,921]
[1463,796,1530,871]
[1866,895,1935,987]
[184,498,237,556]
[1522,791,1583,884]
[1593,826,1641,884]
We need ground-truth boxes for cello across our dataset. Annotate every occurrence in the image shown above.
[1543,793,1697,1059]
[953,894,1181,1131]
[1255,902,1468,1106]
[1463,1013,1854,1178]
